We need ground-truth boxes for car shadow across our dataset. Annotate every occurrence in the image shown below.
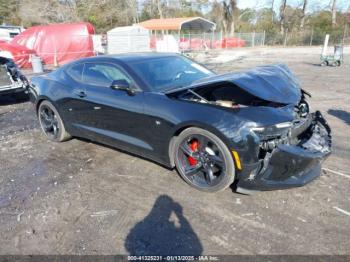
[75,137,173,170]
[303,62,323,67]
[75,137,243,195]
[0,92,29,106]
[124,195,203,256]
[328,109,350,126]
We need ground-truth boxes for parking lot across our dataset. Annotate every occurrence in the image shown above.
[0,47,349,255]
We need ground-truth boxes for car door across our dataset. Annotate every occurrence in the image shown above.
[58,62,92,134]
[77,62,151,153]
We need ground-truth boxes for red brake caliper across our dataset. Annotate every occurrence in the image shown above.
[188,140,199,166]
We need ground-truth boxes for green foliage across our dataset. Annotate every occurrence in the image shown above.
[0,0,348,45]
[0,0,20,24]
[309,11,333,32]
[87,15,97,26]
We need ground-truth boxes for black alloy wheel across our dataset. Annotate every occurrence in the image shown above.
[38,100,71,142]
[174,127,235,192]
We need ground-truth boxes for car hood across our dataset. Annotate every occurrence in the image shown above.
[166,64,302,105]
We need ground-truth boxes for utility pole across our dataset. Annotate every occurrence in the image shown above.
[309,27,314,46]
[343,24,348,45]
[283,28,288,47]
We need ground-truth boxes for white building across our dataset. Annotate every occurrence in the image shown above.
[107,25,150,54]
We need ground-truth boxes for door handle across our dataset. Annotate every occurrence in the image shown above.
[75,90,86,98]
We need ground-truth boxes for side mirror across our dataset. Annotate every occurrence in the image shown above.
[110,79,135,95]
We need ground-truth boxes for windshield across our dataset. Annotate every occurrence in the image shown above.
[129,56,214,92]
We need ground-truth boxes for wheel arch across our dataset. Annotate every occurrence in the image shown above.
[35,98,45,114]
[168,125,193,167]
[35,96,53,115]
[168,122,234,168]
[35,97,69,130]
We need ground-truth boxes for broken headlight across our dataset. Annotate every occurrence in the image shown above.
[251,122,292,150]
[297,100,310,118]
[251,122,292,137]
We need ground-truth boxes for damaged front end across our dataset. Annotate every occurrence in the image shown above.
[237,111,332,193]
[167,63,332,192]
[0,57,29,95]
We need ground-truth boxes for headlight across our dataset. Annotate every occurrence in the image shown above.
[251,122,292,140]
[275,122,293,129]
[298,100,310,117]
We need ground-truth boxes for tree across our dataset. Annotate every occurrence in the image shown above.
[280,0,287,33]
[72,0,139,32]
[229,0,237,34]
[331,0,337,27]
[300,0,308,29]
[208,1,224,31]
[0,0,21,25]
[18,0,78,26]
[155,0,163,18]
[222,1,229,34]
[221,0,237,35]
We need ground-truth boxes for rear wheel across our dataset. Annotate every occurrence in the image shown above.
[38,100,71,142]
[174,127,235,192]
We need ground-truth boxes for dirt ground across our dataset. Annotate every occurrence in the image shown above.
[0,47,349,255]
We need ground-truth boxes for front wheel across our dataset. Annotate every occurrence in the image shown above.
[38,100,71,142]
[320,61,328,66]
[174,127,235,192]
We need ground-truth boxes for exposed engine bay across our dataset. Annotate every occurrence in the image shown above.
[177,84,285,107]
[173,83,310,119]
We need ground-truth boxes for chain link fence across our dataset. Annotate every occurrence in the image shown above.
[104,28,349,55]
[264,26,350,46]
[147,31,265,52]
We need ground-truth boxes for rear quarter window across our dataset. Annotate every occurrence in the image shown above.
[67,63,84,82]
[83,62,133,87]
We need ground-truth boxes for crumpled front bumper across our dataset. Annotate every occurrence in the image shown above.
[237,111,331,193]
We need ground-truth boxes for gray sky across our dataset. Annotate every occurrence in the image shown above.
[237,0,350,13]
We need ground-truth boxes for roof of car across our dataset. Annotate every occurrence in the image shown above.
[71,52,181,64]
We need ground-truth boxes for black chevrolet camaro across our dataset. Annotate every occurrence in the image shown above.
[29,53,331,193]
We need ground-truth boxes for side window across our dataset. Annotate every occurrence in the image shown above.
[83,63,132,87]
[67,63,84,82]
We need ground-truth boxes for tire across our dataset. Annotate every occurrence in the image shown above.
[173,127,235,192]
[38,100,71,142]
[320,61,328,67]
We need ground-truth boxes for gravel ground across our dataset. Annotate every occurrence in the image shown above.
[0,46,349,255]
